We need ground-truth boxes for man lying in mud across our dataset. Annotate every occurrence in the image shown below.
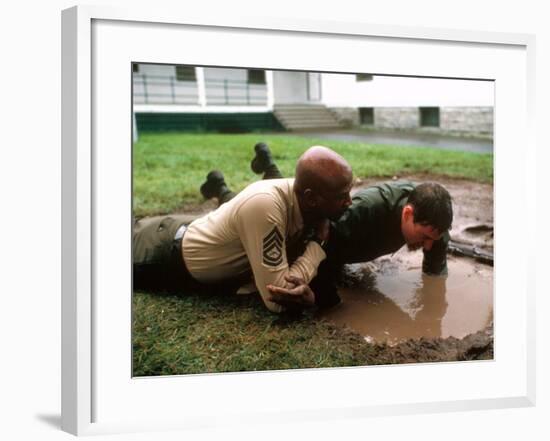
[307,179,453,308]
[133,145,354,313]
[197,143,453,310]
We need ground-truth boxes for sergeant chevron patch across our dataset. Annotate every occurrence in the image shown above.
[263,226,284,267]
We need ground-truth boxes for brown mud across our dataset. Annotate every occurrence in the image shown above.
[182,174,495,364]
[366,324,494,365]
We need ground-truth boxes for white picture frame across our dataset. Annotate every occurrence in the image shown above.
[61,5,536,436]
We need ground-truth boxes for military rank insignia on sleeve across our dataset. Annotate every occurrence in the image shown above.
[263,226,284,267]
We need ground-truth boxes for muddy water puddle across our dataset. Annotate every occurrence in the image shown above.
[318,251,493,345]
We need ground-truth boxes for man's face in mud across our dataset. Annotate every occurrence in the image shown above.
[401,205,443,251]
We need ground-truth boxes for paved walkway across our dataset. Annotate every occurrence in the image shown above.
[285,129,493,154]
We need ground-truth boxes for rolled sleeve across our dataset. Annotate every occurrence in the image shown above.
[235,193,326,312]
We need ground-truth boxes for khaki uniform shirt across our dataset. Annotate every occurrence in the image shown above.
[182,178,326,312]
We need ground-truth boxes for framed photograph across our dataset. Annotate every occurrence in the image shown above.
[62,5,536,436]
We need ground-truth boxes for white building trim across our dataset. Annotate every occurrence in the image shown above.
[133,105,271,113]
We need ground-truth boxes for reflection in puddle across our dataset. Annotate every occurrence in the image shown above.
[317,250,493,345]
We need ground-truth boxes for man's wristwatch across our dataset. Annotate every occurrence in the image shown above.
[310,236,327,249]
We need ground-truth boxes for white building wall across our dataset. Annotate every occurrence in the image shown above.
[272,71,309,104]
[440,107,494,133]
[321,74,494,107]
[375,108,419,129]
[135,64,175,76]
[132,65,494,135]
[203,67,246,81]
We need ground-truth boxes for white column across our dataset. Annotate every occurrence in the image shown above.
[266,70,274,109]
[132,112,138,142]
[196,67,207,108]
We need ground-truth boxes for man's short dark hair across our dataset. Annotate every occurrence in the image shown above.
[407,182,453,233]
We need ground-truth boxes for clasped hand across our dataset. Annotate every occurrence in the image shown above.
[266,275,315,308]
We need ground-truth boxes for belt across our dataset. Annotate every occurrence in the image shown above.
[174,224,187,241]
[172,223,187,264]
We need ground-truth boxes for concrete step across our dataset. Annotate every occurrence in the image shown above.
[274,104,326,109]
[274,108,333,114]
[277,120,343,130]
[280,117,340,123]
[283,120,342,125]
[274,106,333,110]
[276,113,337,119]
[281,121,343,129]
[273,104,344,130]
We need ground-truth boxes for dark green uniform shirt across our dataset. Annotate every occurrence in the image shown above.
[326,180,448,275]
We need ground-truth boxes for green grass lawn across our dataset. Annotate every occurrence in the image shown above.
[132,132,493,376]
[133,290,376,376]
[133,133,493,217]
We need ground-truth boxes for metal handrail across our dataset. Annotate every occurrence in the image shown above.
[133,73,268,106]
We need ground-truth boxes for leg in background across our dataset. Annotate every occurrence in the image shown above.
[251,142,283,180]
[200,170,237,206]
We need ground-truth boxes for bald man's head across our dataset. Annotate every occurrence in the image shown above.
[294,146,353,222]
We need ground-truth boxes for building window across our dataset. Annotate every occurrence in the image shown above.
[132,63,139,73]
[175,66,196,82]
[359,107,374,125]
[420,107,440,127]
[247,69,266,84]
[356,73,373,82]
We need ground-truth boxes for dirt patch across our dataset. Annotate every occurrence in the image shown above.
[178,198,219,216]
[366,324,494,365]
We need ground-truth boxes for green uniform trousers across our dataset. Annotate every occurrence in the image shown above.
[133,214,251,295]
[133,214,198,292]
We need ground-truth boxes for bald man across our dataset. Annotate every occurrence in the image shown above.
[133,145,353,313]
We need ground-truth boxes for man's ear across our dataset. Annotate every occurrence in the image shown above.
[302,188,318,207]
[402,204,414,222]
